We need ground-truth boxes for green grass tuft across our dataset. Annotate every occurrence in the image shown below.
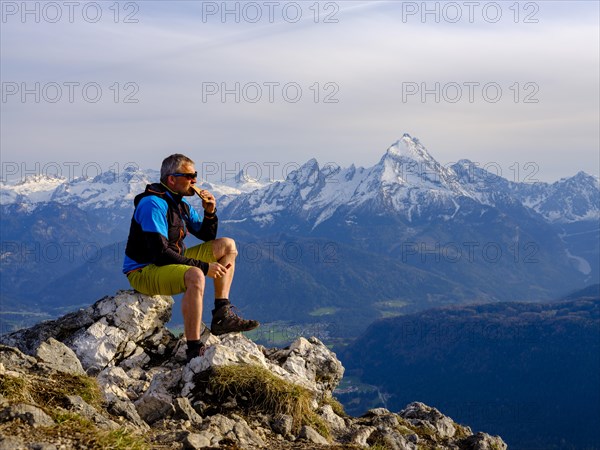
[1,373,147,450]
[304,412,331,439]
[51,412,149,449]
[207,365,312,427]
[322,395,348,418]
[204,364,330,437]
[0,374,28,402]
[0,372,102,410]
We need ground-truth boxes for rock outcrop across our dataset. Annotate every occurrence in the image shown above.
[0,290,507,449]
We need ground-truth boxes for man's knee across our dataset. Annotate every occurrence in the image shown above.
[215,237,238,256]
[184,267,205,290]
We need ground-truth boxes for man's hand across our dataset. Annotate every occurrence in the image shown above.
[191,185,216,214]
[207,262,229,279]
[201,190,216,214]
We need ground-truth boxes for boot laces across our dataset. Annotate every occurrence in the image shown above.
[225,305,250,323]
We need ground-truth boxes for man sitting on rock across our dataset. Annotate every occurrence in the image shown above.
[123,153,259,362]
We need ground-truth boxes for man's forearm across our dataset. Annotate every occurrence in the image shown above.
[144,232,209,274]
[194,214,218,242]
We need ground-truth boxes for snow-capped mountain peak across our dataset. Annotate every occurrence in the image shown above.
[224,135,486,226]
[450,162,600,223]
[220,169,270,194]
[287,158,320,185]
[386,133,431,162]
[13,174,66,186]
[376,134,470,199]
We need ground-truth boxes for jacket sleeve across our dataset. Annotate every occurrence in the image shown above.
[143,232,209,274]
[191,214,218,241]
[135,197,210,274]
[185,202,218,242]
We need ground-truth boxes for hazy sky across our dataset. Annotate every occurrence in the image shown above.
[1,1,598,184]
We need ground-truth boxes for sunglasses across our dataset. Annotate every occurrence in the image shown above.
[170,172,198,180]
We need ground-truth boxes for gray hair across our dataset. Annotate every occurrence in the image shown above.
[160,154,195,182]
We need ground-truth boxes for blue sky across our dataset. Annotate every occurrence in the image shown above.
[1,1,598,183]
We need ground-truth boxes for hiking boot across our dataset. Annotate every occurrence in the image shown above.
[185,343,206,363]
[211,304,260,336]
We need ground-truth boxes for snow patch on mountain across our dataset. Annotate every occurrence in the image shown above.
[0,175,66,207]
[309,164,368,227]
[565,248,592,275]
[451,160,600,223]
[0,166,265,212]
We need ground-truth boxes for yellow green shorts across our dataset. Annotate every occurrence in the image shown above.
[127,241,216,296]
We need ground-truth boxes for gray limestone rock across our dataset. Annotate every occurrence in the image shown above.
[229,415,267,448]
[97,366,140,403]
[298,425,329,445]
[107,398,149,429]
[400,401,457,439]
[368,427,417,450]
[0,435,25,450]
[183,432,212,449]
[135,390,174,424]
[35,338,84,375]
[0,290,173,374]
[0,345,37,374]
[134,367,182,423]
[271,413,293,437]
[462,432,508,450]
[0,403,54,428]
[118,346,150,371]
[65,395,119,430]
[318,404,346,433]
[26,444,58,450]
[0,308,95,356]
[265,336,345,399]
[366,407,391,416]
[182,333,344,401]
[197,414,266,449]
[362,408,401,430]
[174,397,203,426]
[347,425,376,447]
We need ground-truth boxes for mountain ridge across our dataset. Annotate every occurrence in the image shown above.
[2,134,598,225]
[1,134,598,333]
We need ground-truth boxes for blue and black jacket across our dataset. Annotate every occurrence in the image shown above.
[122,183,217,275]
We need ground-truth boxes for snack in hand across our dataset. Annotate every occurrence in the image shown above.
[191,185,211,202]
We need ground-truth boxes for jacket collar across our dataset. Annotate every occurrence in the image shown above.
[160,182,184,203]
[143,182,183,204]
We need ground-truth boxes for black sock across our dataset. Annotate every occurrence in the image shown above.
[186,340,202,358]
[215,298,230,310]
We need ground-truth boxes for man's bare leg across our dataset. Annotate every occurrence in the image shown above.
[211,237,238,299]
[209,237,259,335]
[181,267,205,341]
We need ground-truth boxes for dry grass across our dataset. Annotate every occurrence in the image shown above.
[207,365,313,427]
[322,395,348,418]
[205,364,329,437]
[53,413,149,450]
[0,373,27,401]
[0,372,102,409]
[1,373,148,450]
